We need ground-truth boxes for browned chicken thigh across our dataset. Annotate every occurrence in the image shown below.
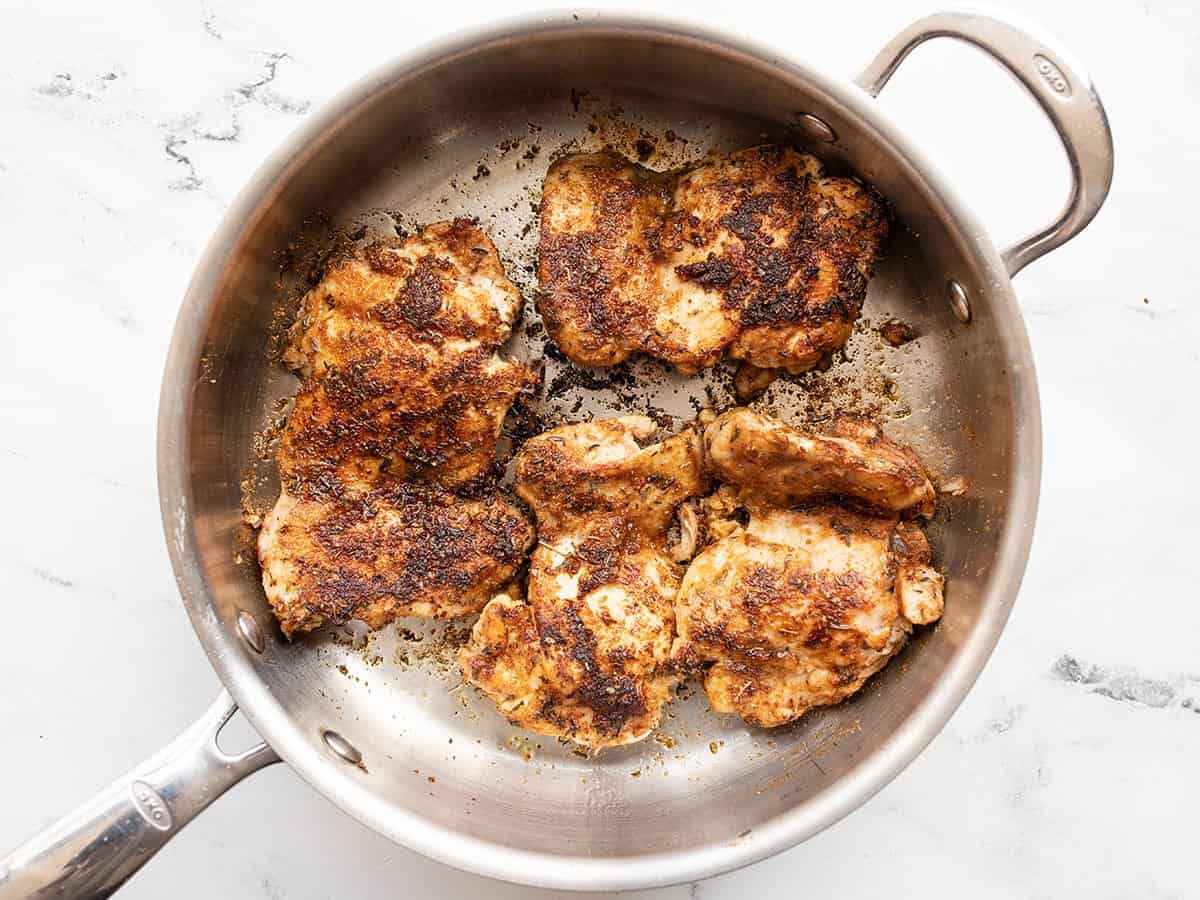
[278,219,536,496]
[536,153,673,369]
[258,220,536,637]
[460,417,707,749]
[673,408,943,728]
[704,407,936,517]
[539,145,888,391]
[260,484,533,637]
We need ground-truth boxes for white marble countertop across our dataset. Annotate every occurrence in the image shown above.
[2,0,1196,897]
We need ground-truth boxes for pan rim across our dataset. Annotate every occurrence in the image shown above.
[157,9,1042,891]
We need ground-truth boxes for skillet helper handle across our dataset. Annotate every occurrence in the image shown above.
[0,690,278,899]
[855,10,1114,277]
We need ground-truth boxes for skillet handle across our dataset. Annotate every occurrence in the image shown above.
[855,10,1114,277]
[0,690,279,899]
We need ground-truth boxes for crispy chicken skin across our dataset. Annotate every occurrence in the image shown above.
[538,145,888,384]
[673,408,943,728]
[260,485,534,637]
[705,407,936,517]
[259,220,537,636]
[460,417,707,749]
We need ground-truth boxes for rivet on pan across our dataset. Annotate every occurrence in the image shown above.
[947,280,972,323]
[322,729,363,765]
[236,610,265,654]
[795,113,836,144]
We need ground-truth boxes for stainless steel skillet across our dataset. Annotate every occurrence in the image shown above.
[0,9,1112,896]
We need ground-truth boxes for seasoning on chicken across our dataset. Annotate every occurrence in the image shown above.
[538,145,888,394]
[460,417,707,749]
[258,220,537,636]
[260,485,534,637]
[672,408,943,728]
[535,153,673,369]
[278,219,536,496]
[703,407,936,517]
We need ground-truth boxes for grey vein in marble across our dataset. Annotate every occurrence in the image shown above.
[80,190,120,217]
[1052,654,1199,713]
[35,73,74,98]
[35,68,123,103]
[31,567,75,589]
[30,48,310,201]
[202,0,226,41]
[233,52,311,116]
[978,703,1025,740]
[161,49,310,195]
[1126,300,1178,320]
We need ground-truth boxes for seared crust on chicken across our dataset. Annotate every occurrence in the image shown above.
[672,408,943,728]
[463,522,683,747]
[260,485,534,637]
[279,219,536,497]
[695,147,889,373]
[705,407,936,517]
[460,417,707,748]
[539,145,888,382]
[674,503,942,727]
[513,416,706,538]
[280,349,532,499]
[259,220,537,635]
[537,153,673,369]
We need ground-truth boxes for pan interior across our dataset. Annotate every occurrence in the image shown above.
[179,26,1029,867]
